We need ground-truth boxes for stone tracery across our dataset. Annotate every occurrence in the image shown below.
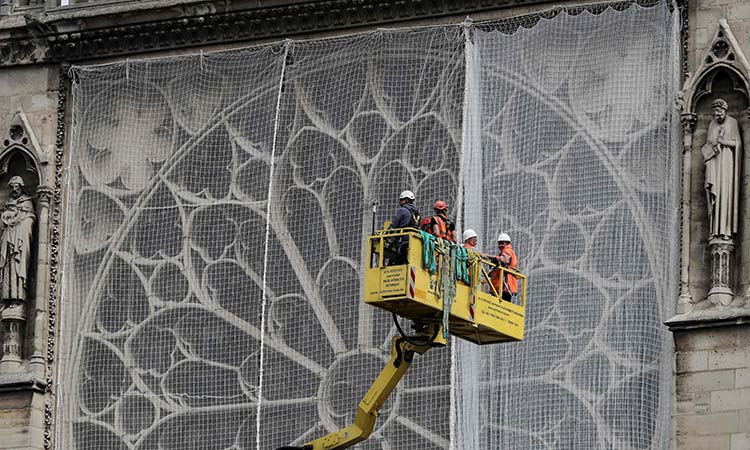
[59,6,678,450]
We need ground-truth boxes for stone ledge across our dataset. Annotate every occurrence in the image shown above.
[0,373,45,394]
[666,307,750,331]
[0,0,661,67]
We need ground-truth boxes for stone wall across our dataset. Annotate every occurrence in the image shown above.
[0,384,45,450]
[676,3,750,450]
[689,0,750,73]
[0,66,57,160]
[0,64,58,450]
[0,1,745,449]
[686,0,750,301]
[674,326,750,450]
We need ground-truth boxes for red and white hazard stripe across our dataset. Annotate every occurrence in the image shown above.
[408,266,416,298]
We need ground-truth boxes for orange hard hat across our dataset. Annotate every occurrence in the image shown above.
[434,200,448,210]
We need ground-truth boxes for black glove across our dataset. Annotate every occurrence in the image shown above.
[447,222,455,231]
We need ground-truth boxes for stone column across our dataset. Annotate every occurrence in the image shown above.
[708,236,734,306]
[29,187,51,376]
[0,0,11,15]
[677,112,697,314]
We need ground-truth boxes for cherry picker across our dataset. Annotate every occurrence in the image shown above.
[277,228,526,450]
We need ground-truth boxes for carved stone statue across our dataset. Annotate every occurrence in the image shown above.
[0,176,35,301]
[701,98,741,239]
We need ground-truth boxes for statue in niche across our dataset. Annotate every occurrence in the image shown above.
[702,98,741,239]
[0,176,35,301]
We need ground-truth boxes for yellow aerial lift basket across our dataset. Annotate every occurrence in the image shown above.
[365,227,526,344]
[276,227,526,450]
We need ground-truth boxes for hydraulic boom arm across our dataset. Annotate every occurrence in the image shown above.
[277,321,445,450]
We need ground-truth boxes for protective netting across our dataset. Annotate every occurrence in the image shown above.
[58,3,679,450]
[456,4,680,450]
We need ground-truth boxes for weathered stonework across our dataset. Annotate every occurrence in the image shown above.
[669,5,750,450]
[0,0,661,67]
[670,19,750,319]
[0,1,745,450]
[0,65,57,450]
[673,326,750,450]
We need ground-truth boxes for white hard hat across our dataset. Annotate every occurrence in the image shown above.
[399,190,415,200]
[462,229,478,242]
[497,233,511,242]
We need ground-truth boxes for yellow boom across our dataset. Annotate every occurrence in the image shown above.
[276,228,526,450]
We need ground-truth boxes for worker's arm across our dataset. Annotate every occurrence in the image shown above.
[447,222,457,242]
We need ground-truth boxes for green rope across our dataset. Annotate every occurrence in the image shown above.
[442,241,453,339]
[420,231,437,273]
[454,245,470,284]
[417,233,472,339]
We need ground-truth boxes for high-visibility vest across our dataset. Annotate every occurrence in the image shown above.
[490,245,518,295]
[432,215,455,241]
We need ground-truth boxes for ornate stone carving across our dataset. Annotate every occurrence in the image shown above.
[0,108,50,374]
[708,236,734,305]
[0,303,23,368]
[702,99,742,307]
[1,110,49,172]
[0,176,36,372]
[680,112,697,148]
[0,0,662,67]
[701,99,740,240]
[0,177,36,302]
[42,63,68,450]
[668,19,750,325]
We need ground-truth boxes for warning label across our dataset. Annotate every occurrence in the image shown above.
[478,298,523,328]
[380,267,406,296]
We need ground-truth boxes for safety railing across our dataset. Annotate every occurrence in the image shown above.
[368,227,527,307]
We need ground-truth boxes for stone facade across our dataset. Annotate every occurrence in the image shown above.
[0,63,59,450]
[667,1,750,449]
[0,0,747,449]
[674,326,750,450]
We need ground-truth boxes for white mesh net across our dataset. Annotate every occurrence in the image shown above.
[58,3,679,450]
[457,4,680,450]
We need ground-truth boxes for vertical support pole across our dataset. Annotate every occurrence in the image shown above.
[30,186,52,376]
[677,112,696,314]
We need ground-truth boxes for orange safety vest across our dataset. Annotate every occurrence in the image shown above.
[491,245,518,295]
[433,215,455,241]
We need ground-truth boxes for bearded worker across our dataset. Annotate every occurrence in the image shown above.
[702,98,741,239]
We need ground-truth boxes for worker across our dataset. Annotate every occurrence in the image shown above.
[429,200,456,242]
[389,190,420,264]
[462,229,478,249]
[490,233,518,301]
[390,190,420,229]
[462,228,495,260]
